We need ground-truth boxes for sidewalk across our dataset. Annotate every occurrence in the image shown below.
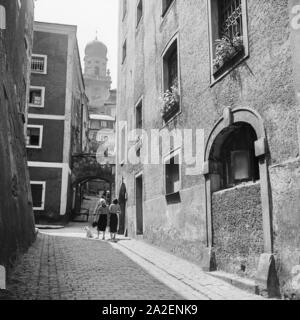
[112,238,265,300]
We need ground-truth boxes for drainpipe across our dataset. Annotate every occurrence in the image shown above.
[289,1,300,149]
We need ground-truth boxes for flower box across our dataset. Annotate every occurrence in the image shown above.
[213,35,245,77]
[160,80,180,122]
[162,101,180,122]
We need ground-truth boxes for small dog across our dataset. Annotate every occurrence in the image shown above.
[84,226,94,239]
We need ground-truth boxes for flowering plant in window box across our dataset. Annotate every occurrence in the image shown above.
[213,35,244,75]
[160,79,180,121]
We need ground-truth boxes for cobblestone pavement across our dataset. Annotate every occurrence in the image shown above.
[7,233,183,300]
[6,223,264,300]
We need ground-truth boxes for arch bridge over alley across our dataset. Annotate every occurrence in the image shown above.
[71,154,115,219]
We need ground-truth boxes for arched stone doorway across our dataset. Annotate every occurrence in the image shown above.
[203,107,274,278]
[71,176,113,220]
[71,154,115,219]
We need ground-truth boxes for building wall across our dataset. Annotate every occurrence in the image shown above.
[0,0,36,267]
[117,0,300,291]
[29,167,62,219]
[30,31,68,116]
[27,119,65,163]
[27,23,88,222]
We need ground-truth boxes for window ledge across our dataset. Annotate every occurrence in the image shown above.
[210,53,249,87]
[212,180,261,195]
[165,191,181,204]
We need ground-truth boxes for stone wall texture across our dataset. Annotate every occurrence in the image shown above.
[0,0,36,267]
[212,183,264,279]
[116,0,300,293]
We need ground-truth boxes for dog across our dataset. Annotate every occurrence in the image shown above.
[84,226,94,239]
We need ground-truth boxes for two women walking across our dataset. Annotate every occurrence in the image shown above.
[93,196,121,241]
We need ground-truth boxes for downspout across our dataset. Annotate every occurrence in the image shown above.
[289,1,300,148]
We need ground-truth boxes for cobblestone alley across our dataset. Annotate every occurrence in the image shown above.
[4,224,264,301]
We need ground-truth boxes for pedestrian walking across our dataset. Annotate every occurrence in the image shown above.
[96,200,109,240]
[109,199,121,241]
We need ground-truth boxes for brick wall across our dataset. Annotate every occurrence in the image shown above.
[0,0,36,267]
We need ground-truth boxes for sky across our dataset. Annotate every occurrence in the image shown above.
[34,0,119,88]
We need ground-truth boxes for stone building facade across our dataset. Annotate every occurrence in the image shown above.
[84,37,117,163]
[83,38,117,201]
[27,22,89,223]
[116,0,300,296]
[0,0,36,267]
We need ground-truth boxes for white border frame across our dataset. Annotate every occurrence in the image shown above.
[28,86,45,108]
[30,181,46,211]
[31,54,48,75]
[26,125,44,149]
[163,147,182,196]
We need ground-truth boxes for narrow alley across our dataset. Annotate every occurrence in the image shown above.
[6,224,263,301]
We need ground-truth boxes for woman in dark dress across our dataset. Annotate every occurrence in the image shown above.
[96,200,109,240]
[109,199,121,241]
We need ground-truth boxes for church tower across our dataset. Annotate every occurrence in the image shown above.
[84,35,112,114]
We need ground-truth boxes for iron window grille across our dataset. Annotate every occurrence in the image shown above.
[31,55,47,74]
[219,0,243,39]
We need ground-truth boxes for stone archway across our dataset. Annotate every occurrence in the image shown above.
[203,107,278,293]
[71,154,115,217]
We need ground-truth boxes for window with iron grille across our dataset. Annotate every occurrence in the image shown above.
[219,0,243,39]
[31,54,47,74]
[209,0,248,82]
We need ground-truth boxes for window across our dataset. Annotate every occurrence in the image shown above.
[122,40,127,64]
[137,0,143,27]
[165,151,181,195]
[94,66,100,76]
[163,39,178,91]
[123,0,127,20]
[162,37,180,122]
[26,125,43,149]
[136,99,143,129]
[30,182,46,211]
[209,0,248,82]
[219,0,243,39]
[0,5,6,30]
[209,123,259,191]
[101,121,107,128]
[29,86,45,108]
[162,0,174,17]
[31,54,47,74]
